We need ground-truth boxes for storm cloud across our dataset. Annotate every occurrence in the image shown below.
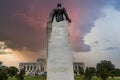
[0,0,120,53]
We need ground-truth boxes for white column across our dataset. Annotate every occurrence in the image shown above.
[47,21,74,80]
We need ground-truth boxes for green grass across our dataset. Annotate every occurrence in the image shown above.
[8,77,17,80]
[8,76,120,80]
[107,77,120,80]
[74,75,84,80]
[74,76,120,80]
[8,76,46,80]
[25,76,46,80]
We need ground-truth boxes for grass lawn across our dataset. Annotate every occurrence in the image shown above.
[75,76,120,80]
[8,76,46,80]
[8,76,120,80]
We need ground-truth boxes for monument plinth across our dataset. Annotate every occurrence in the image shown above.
[47,3,74,80]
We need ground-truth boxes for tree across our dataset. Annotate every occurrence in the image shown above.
[78,66,84,75]
[96,60,115,80]
[0,66,8,71]
[16,69,25,80]
[7,66,18,77]
[112,68,120,77]
[0,70,8,80]
[74,70,77,75]
[84,67,96,80]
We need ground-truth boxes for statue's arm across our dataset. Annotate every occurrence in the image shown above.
[51,9,55,23]
[63,8,71,23]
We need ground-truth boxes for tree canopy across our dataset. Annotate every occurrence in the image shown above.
[7,66,18,77]
[96,60,115,80]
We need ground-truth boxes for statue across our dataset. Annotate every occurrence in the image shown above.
[47,3,74,80]
[46,3,71,56]
[51,3,71,23]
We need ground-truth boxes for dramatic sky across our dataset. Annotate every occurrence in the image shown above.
[0,0,120,68]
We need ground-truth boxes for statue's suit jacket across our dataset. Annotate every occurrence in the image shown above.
[51,7,70,22]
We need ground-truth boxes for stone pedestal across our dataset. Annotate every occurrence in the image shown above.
[47,21,74,80]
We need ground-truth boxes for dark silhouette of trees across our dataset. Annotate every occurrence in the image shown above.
[7,66,18,77]
[111,68,120,77]
[0,66,8,80]
[74,70,77,75]
[96,60,115,80]
[0,70,8,80]
[16,69,25,80]
[84,67,96,80]
[78,66,84,75]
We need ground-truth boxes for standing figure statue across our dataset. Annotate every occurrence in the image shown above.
[47,3,74,80]
[51,3,71,23]
[46,3,71,56]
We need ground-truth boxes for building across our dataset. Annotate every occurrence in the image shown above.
[19,58,84,75]
[19,58,46,75]
[73,62,85,75]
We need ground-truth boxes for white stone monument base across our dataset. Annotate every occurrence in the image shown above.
[47,21,74,80]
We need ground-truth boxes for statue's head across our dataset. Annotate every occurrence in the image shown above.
[57,3,62,7]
